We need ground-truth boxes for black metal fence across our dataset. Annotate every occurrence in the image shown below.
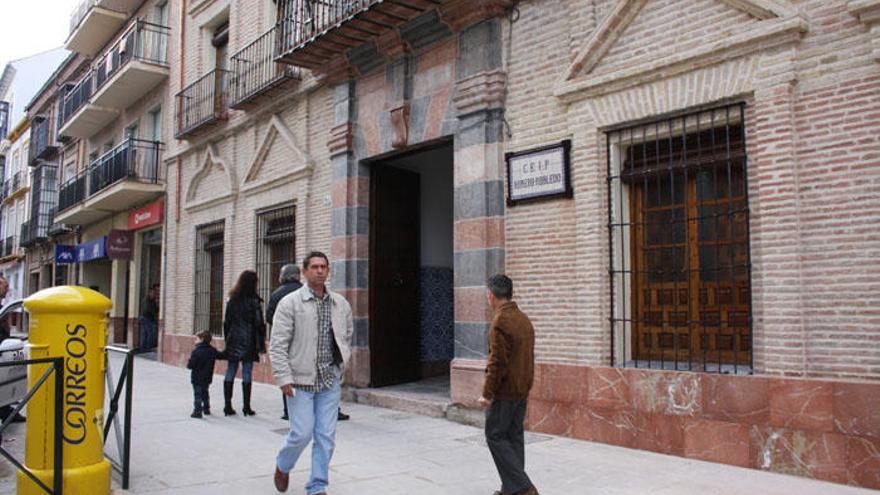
[231,25,301,108]
[276,0,374,56]
[21,164,58,247]
[60,73,93,127]
[3,236,13,257]
[87,138,163,196]
[0,356,64,495]
[57,174,87,213]
[103,345,143,490]
[607,103,753,374]
[175,69,231,138]
[94,20,171,93]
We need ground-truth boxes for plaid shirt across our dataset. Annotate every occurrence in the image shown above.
[294,287,337,392]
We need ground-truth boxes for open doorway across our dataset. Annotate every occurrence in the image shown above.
[369,142,454,389]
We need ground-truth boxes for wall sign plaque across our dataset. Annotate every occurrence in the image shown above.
[506,140,572,205]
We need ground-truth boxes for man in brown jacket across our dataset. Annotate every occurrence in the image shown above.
[479,274,538,495]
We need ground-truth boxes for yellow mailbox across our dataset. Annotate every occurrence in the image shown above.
[18,286,112,495]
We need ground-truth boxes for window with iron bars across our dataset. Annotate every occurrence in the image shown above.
[194,221,225,336]
[255,204,296,308]
[607,102,753,374]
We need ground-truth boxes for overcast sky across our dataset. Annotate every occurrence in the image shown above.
[0,0,80,68]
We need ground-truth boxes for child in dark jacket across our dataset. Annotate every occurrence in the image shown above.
[187,331,226,418]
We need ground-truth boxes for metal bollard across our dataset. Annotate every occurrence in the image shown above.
[18,286,113,495]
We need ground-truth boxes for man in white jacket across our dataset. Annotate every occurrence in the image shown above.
[269,251,353,494]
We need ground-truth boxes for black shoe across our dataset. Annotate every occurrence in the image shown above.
[203,408,211,416]
[281,414,288,421]
[191,410,203,419]
[337,409,349,421]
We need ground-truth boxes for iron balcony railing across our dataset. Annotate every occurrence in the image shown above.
[94,20,171,92]
[3,236,13,257]
[175,69,231,138]
[12,171,21,193]
[231,25,301,108]
[30,116,59,165]
[61,73,93,127]
[57,138,163,214]
[87,138,162,196]
[19,221,33,248]
[57,173,87,213]
[276,0,376,57]
[1,179,10,200]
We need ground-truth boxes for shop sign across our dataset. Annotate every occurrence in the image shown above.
[77,237,107,263]
[128,200,164,230]
[55,245,77,264]
[107,230,133,260]
[506,140,573,205]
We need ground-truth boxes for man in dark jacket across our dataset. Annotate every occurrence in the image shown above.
[267,265,302,420]
[187,331,225,418]
[478,274,538,495]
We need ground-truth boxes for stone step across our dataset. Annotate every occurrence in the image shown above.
[349,387,449,418]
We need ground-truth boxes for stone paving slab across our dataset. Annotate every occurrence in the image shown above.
[1,356,878,495]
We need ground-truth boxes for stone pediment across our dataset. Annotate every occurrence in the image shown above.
[554,0,807,102]
[241,114,314,195]
[185,144,236,212]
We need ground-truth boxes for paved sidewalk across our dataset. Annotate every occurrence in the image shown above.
[2,356,878,495]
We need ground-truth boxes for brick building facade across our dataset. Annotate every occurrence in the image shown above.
[157,0,880,488]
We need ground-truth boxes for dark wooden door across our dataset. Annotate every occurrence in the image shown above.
[370,165,421,387]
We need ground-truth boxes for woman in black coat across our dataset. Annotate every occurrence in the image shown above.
[222,270,266,416]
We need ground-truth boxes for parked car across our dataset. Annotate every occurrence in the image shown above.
[0,300,27,410]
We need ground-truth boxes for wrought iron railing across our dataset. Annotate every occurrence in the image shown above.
[87,138,162,196]
[175,69,231,138]
[94,20,171,93]
[3,236,14,257]
[21,164,58,247]
[231,25,301,108]
[57,174,87,213]
[60,73,93,127]
[276,0,376,56]
[12,171,21,193]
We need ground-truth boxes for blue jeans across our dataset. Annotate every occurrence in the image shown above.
[192,384,210,413]
[138,317,157,350]
[276,376,341,495]
[224,360,253,383]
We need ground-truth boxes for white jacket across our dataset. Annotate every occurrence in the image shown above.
[269,286,353,387]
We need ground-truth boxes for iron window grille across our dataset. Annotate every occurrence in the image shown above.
[194,221,225,336]
[255,204,296,308]
[607,102,753,374]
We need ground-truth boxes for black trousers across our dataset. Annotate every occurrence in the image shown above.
[192,384,210,412]
[485,399,531,494]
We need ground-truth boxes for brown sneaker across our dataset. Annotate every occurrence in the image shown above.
[274,466,289,492]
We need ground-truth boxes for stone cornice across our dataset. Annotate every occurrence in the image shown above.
[327,122,354,156]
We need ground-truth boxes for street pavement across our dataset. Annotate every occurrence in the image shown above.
[1,355,878,495]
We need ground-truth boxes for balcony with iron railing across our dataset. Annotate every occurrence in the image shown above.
[175,69,231,139]
[58,71,118,139]
[55,138,164,225]
[30,116,59,165]
[66,0,142,56]
[21,164,58,248]
[274,0,444,70]
[91,20,171,110]
[231,25,302,110]
[0,101,9,141]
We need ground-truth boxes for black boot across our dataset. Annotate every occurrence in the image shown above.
[281,393,289,420]
[203,394,211,415]
[191,400,202,419]
[223,381,236,416]
[242,382,256,416]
